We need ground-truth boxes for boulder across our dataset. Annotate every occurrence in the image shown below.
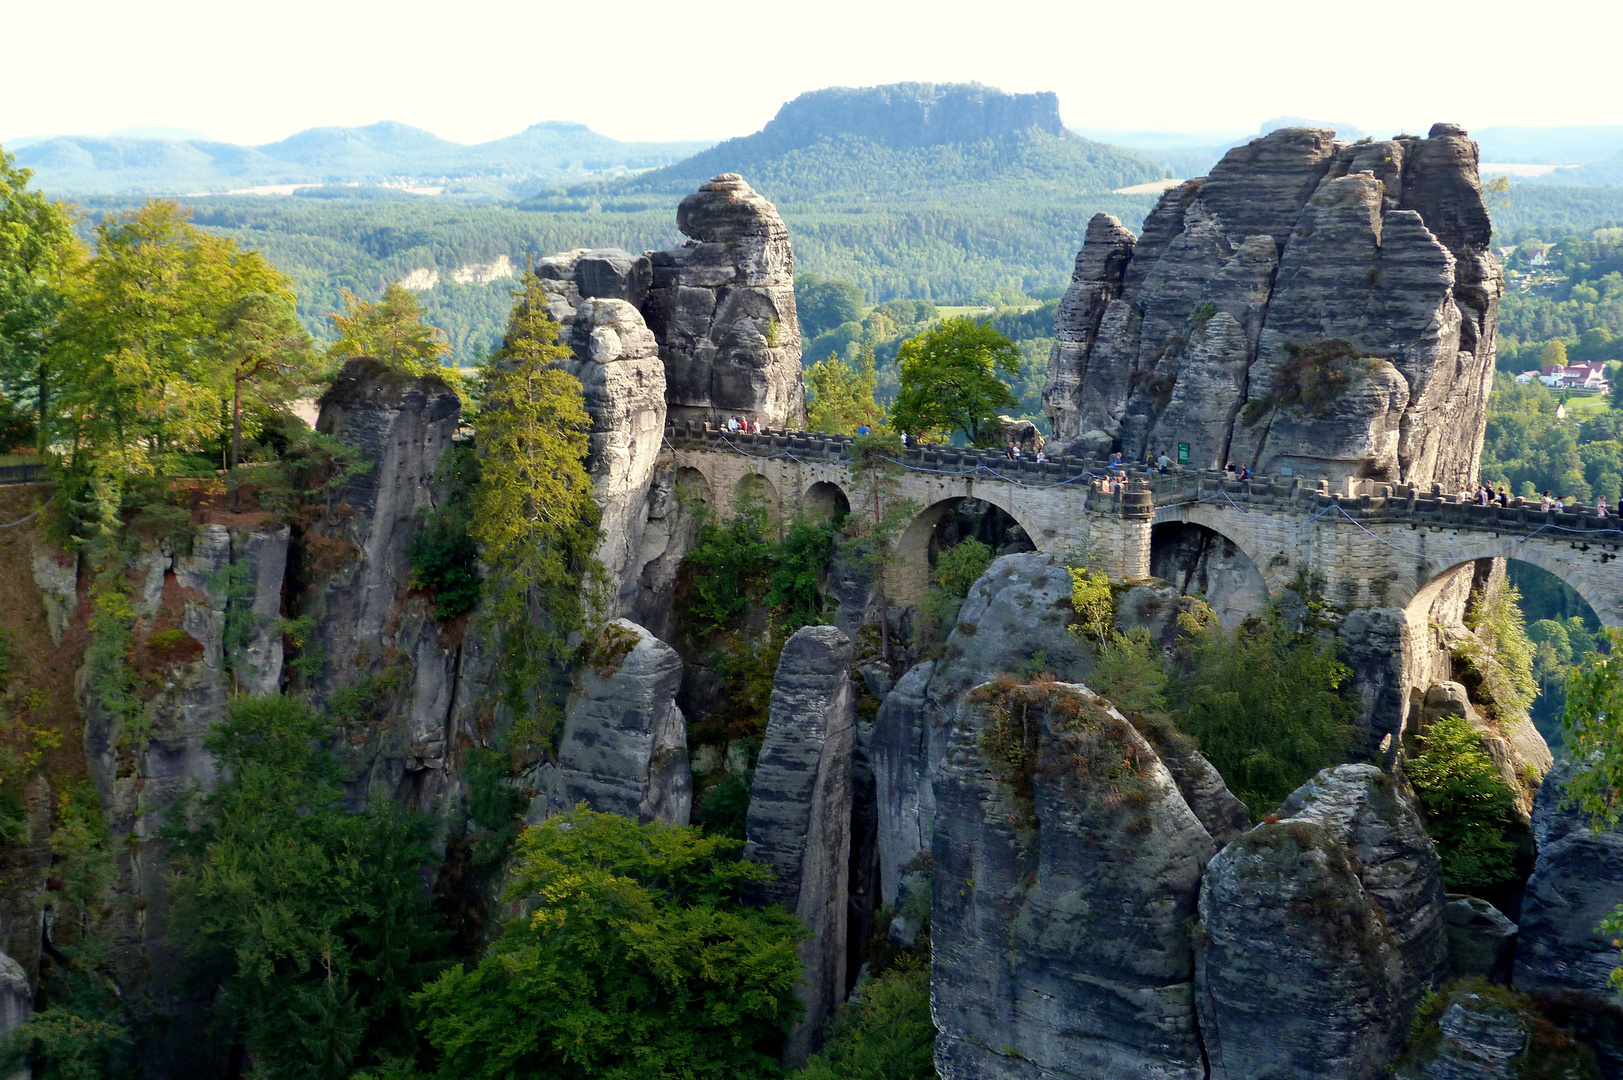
[1514,757,1623,1004]
[549,619,692,826]
[1197,764,1448,1080]
[931,680,1214,1079]
[1042,125,1502,492]
[1393,992,1528,1080]
[872,552,1091,903]
[642,174,807,429]
[536,247,653,310]
[744,625,857,1067]
[1444,895,1517,981]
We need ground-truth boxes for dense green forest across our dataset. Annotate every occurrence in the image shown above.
[1496,226,1623,369]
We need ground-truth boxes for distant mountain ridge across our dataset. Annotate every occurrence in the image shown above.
[5,121,714,197]
[529,82,1165,207]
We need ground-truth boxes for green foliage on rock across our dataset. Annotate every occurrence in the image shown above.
[792,961,936,1080]
[1170,606,1356,818]
[1394,978,1599,1079]
[1453,576,1538,722]
[1404,715,1522,889]
[166,694,449,1079]
[408,442,482,619]
[413,806,805,1080]
[888,317,1021,446]
[327,281,458,388]
[917,538,991,643]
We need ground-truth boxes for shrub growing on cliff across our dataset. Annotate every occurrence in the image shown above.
[792,960,936,1080]
[1404,715,1521,889]
[413,807,805,1080]
[1453,577,1538,721]
[409,443,482,619]
[1171,605,1356,818]
[917,537,991,642]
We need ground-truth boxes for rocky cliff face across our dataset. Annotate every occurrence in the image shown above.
[931,680,1215,1080]
[872,552,1091,904]
[1044,124,1502,490]
[300,358,476,809]
[1198,765,1448,1080]
[548,619,691,826]
[1514,757,1623,1003]
[743,625,856,1067]
[643,174,807,430]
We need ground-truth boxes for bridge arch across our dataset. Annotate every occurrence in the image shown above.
[732,471,782,526]
[1152,502,1292,600]
[1405,545,1620,631]
[1150,519,1272,628]
[802,480,851,524]
[891,496,1037,605]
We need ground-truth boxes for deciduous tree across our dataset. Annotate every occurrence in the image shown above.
[888,317,1020,446]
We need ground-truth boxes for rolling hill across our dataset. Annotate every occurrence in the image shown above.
[6,121,713,197]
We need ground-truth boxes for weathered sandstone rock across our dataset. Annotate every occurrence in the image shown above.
[1514,757,1623,1004]
[872,552,1090,903]
[1443,895,1517,981]
[1392,992,1528,1080]
[303,358,461,704]
[744,624,856,1066]
[549,619,691,826]
[932,680,1214,1079]
[561,297,667,616]
[1044,125,1502,490]
[1197,764,1448,1080]
[0,948,30,1047]
[1043,214,1135,446]
[642,174,807,429]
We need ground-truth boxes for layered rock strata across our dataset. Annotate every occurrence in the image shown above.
[301,358,488,810]
[744,625,857,1067]
[549,619,691,826]
[532,250,669,617]
[642,174,807,430]
[1197,764,1448,1080]
[872,552,1091,903]
[1514,757,1623,1003]
[931,680,1215,1079]
[1044,124,1502,491]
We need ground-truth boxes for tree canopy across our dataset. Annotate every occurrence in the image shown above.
[888,316,1020,445]
[413,807,805,1080]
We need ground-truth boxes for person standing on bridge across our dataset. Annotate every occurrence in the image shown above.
[1599,497,1610,518]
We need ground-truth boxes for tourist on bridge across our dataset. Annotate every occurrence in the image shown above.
[1542,491,1554,512]
[1599,497,1610,518]
[1156,450,1172,472]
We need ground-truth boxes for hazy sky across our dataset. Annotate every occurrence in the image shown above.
[5,0,1620,146]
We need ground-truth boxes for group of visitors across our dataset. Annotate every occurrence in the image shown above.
[1459,483,1612,517]
[1223,459,1252,481]
[1003,441,1046,462]
[724,415,765,435]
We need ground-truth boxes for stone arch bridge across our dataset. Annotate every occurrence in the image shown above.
[662,421,1623,630]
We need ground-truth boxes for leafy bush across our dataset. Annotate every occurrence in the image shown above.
[1170,606,1356,818]
[917,538,992,643]
[692,770,754,840]
[1394,978,1598,1079]
[166,694,448,1079]
[1405,716,1521,889]
[409,444,482,619]
[413,807,805,1080]
[792,961,936,1080]
[1453,576,1538,722]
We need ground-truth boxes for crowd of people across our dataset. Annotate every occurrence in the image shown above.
[1456,481,1610,517]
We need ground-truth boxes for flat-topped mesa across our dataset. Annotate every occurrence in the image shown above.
[641,174,808,430]
[1044,123,1503,491]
